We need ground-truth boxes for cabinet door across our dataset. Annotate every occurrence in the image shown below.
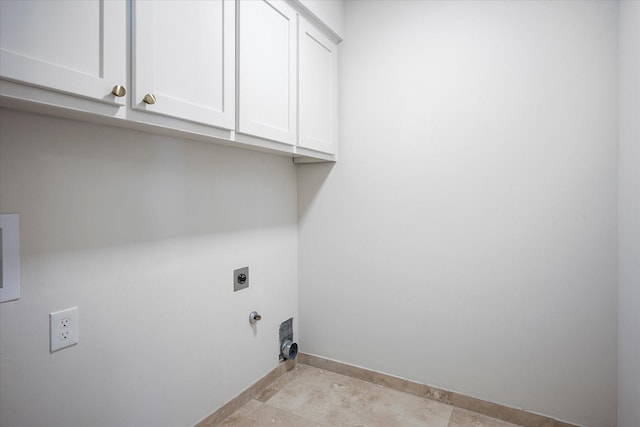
[0,0,126,105]
[238,0,297,145]
[133,0,235,129]
[298,18,338,154]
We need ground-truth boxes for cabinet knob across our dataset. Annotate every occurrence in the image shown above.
[111,85,126,97]
[143,93,157,105]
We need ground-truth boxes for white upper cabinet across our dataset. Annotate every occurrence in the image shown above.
[0,0,127,105]
[237,0,297,145]
[298,18,338,155]
[132,0,235,129]
[0,0,341,161]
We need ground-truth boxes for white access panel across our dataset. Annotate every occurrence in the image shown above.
[0,214,20,303]
[237,0,297,145]
[298,18,338,154]
[0,0,126,105]
[132,0,235,129]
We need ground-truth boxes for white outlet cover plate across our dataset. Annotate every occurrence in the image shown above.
[50,307,78,352]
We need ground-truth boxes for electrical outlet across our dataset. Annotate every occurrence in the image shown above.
[50,307,78,352]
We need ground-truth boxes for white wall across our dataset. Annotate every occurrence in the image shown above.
[298,1,618,426]
[0,109,298,427]
[618,2,640,426]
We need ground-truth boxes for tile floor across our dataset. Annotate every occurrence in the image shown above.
[220,364,523,427]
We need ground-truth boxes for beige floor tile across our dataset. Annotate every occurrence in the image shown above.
[255,364,314,402]
[219,400,262,426]
[217,364,534,427]
[266,366,453,426]
[233,399,263,417]
[448,408,522,427]
[245,404,329,427]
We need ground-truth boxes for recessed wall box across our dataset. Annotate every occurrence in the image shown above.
[234,267,249,292]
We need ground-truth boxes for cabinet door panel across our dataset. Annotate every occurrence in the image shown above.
[133,0,234,129]
[238,0,296,145]
[299,19,337,154]
[0,0,126,105]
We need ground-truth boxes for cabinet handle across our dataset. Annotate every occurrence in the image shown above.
[143,93,157,105]
[111,85,126,97]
